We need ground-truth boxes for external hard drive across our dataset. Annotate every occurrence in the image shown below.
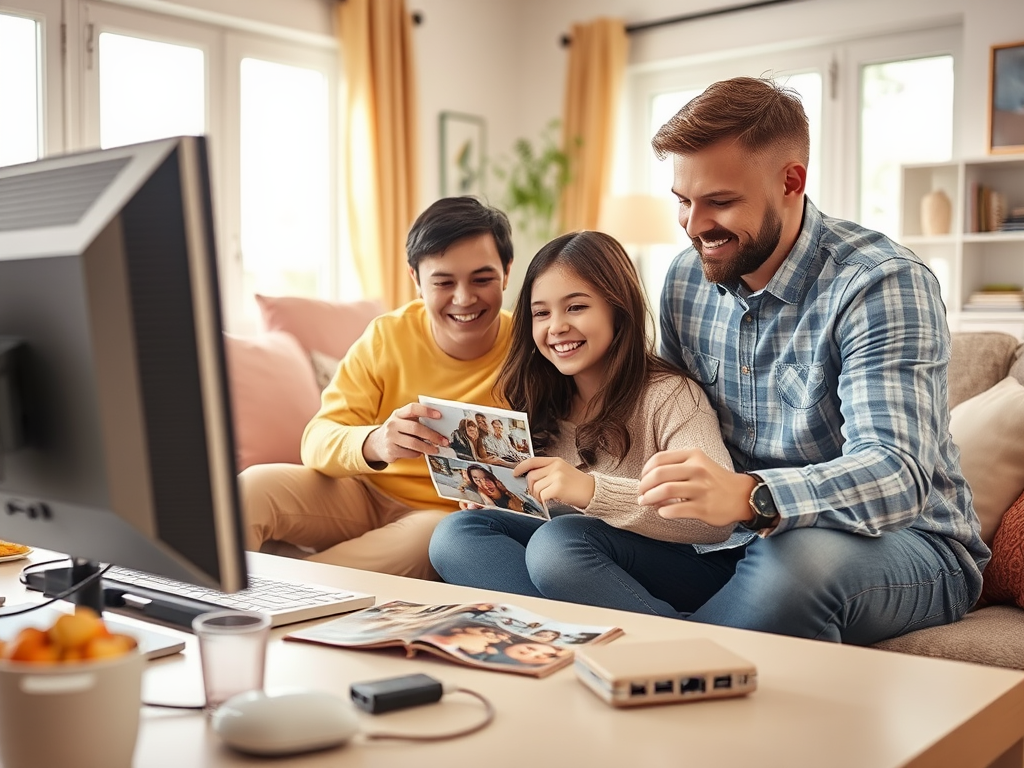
[574,638,757,707]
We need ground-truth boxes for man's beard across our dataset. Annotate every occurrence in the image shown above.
[694,206,783,285]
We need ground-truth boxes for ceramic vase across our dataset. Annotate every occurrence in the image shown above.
[921,189,952,236]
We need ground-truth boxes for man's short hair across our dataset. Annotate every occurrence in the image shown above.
[406,196,513,274]
[651,76,810,165]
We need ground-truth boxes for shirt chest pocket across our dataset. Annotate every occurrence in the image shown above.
[679,346,720,385]
[776,363,828,409]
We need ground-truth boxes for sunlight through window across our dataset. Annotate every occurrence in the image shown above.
[0,14,41,166]
[98,32,204,149]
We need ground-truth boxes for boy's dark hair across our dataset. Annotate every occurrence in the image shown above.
[496,230,685,465]
[651,76,809,165]
[405,197,514,274]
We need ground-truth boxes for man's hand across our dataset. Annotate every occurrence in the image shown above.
[515,457,595,510]
[637,449,757,527]
[362,403,448,465]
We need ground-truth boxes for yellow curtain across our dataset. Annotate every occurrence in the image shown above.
[337,0,419,310]
[559,18,629,233]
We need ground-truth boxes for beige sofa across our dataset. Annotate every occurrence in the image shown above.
[874,332,1024,669]
[229,303,1024,669]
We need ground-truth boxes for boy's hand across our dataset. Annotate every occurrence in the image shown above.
[638,449,755,527]
[515,457,595,510]
[362,403,448,465]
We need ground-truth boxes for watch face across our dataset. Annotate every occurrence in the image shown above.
[752,485,777,516]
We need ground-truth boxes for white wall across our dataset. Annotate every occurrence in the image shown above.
[411,0,1024,200]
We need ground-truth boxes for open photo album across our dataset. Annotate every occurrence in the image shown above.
[418,396,548,519]
[284,600,624,678]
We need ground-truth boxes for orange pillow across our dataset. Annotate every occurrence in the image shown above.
[980,489,1024,609]
[255,295,384,360]
[222,332,322,472]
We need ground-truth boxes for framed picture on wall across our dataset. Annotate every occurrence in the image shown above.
[988,40,1024,154]
[439,111,486,196]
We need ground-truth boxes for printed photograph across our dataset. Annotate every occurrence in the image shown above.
[418,396,543,517]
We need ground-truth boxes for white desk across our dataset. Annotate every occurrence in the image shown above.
[2,550,1023,768]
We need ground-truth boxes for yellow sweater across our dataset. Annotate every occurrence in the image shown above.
[301,300,513,511]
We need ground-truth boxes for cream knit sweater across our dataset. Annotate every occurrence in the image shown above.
[546,375,735,545]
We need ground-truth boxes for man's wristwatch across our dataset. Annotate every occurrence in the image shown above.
[742,473,779,531]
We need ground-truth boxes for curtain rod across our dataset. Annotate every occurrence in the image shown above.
[559,0,804,47]
[336,1,423,26]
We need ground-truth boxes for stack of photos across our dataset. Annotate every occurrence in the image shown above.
[418,396,546,519]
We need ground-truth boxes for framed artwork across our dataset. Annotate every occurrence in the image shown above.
[439,111,486,196]
[988,41,1024,154]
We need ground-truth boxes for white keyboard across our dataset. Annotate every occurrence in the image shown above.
[104,566,375,627]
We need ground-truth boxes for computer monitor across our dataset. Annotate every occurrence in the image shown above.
[0,136,247,607]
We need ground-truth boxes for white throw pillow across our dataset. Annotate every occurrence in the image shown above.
[949,376,1024,545]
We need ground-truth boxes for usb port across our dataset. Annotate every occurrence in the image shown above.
[629,682,646,696]
[653,680,673,694]
[680,677,705,694]
[713,675,732,689]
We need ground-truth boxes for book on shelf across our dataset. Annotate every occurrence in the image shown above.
[284,600,624,678]
[963,285,1024,311]
[970,184,1010,233]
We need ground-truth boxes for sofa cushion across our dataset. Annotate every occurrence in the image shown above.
[872,605,1024,669]
[948,332,1019,408]
[310,349,341,391]
[980,488,1024,609]
[948,376,1024,545]
[223,332,322,471]
[255,294,383,360]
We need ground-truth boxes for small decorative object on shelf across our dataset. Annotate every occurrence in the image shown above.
[920,189,952,235]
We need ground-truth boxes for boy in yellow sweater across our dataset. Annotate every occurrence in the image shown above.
[240,197,514,579]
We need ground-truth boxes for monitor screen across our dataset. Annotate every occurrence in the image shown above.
[0,136,247,596]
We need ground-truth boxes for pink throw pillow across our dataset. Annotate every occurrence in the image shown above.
[222,332,322,472]
[255,295,384,360]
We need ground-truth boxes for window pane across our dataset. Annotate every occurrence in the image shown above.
[0,14,41,166]
[239,57,329,300]
[98,32,205,149]
[860,56,953,238]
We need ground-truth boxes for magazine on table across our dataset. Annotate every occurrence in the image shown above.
[417,396,549,519]
[284,600,624,678]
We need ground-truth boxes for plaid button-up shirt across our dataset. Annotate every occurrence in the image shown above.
[659,198,988,587]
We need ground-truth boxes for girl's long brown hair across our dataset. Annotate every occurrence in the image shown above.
[496,231,684,466]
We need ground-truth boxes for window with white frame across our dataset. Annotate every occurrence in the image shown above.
[622,25,960,325]
[1,0,343,332]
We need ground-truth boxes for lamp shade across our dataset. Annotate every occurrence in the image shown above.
[597,194,680,247]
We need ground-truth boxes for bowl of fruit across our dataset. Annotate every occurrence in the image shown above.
[0,607,142,768]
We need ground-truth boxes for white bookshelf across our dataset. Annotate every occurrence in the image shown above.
[899,155,1024,340]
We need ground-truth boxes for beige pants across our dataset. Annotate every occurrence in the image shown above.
[239,463,447,580]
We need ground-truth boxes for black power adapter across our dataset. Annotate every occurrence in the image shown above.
[350,673,444,714]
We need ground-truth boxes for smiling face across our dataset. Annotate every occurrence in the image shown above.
[410,232,509,360]
[469,467,500,499]
[491,420,503,437]
[671,139,801,289]
[504,642,565,664]
[464,421,480,441]
[474,414,490,434]
[530,265,615,398]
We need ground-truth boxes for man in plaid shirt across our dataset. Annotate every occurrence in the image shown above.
[523,77,987,644]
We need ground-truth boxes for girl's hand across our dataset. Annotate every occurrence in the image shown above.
[515,457,595,510]
[458,501,485,510]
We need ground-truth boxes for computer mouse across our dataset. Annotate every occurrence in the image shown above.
[211,689,360,756]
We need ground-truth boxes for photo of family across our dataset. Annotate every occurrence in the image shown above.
[419,396,545,518]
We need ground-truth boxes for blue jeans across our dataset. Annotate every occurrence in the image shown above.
[429,511,974,644]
